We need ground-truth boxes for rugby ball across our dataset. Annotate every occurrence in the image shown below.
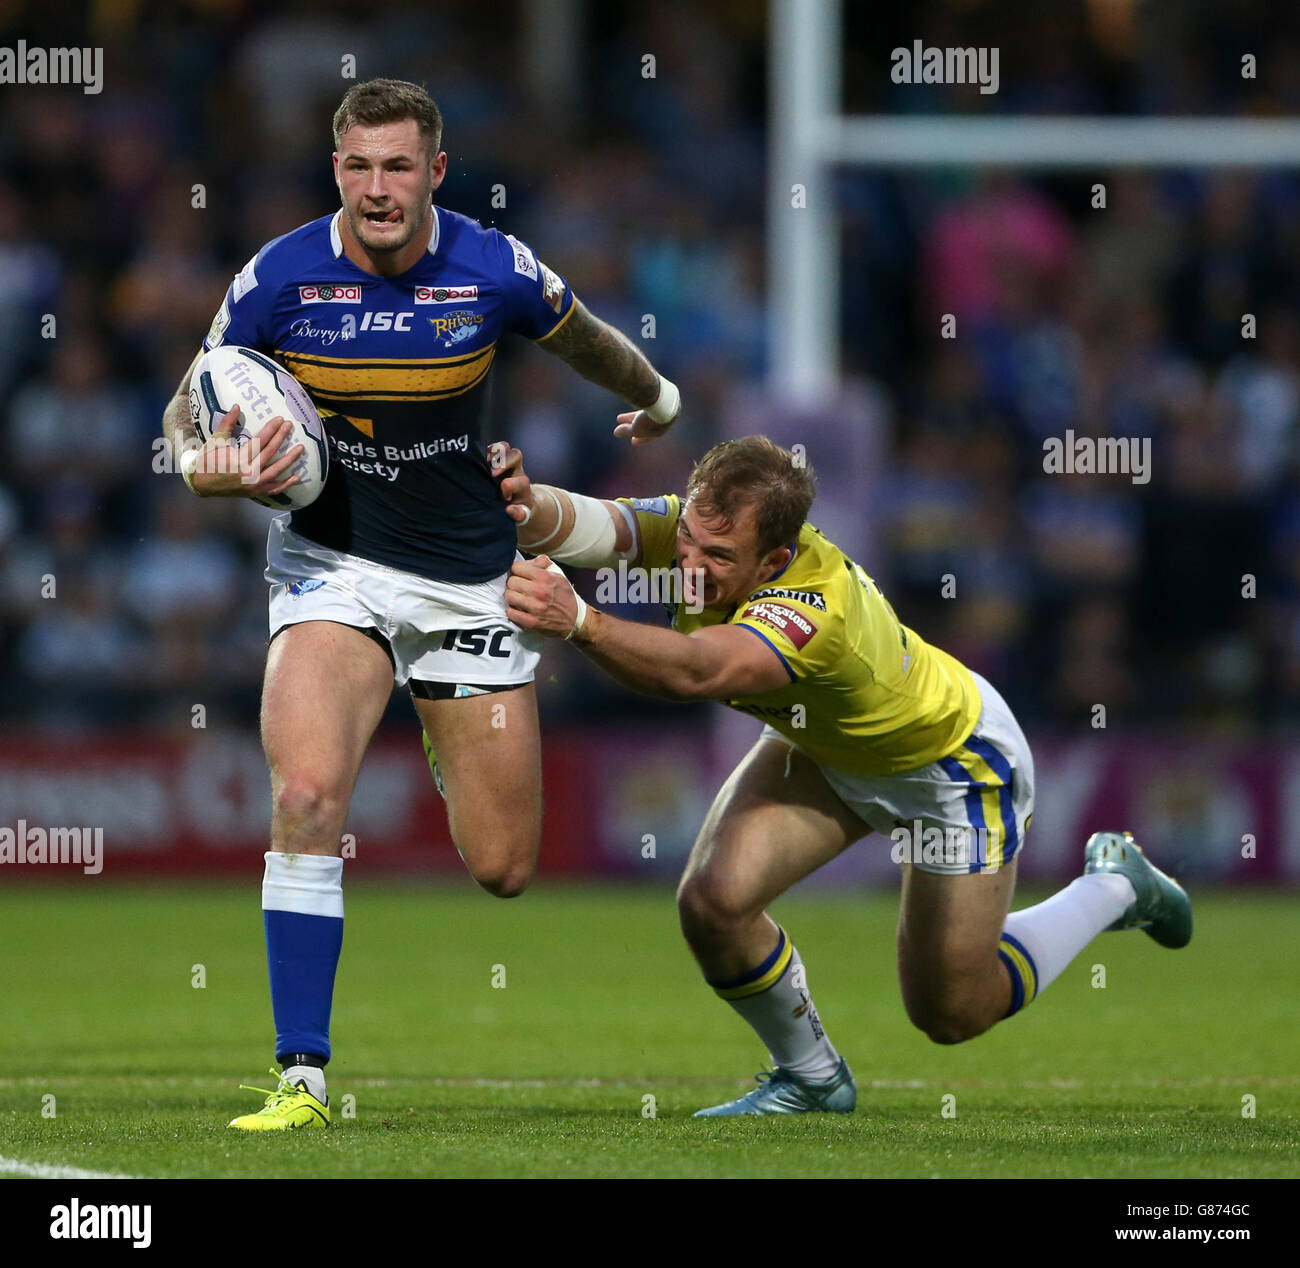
[189,346,329,509]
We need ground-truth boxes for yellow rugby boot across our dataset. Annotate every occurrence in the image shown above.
[228,1069,329,1130]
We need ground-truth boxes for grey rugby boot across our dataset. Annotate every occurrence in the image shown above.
[1083,831,1192,949]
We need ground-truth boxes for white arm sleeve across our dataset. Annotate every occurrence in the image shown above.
[545,490,619,568]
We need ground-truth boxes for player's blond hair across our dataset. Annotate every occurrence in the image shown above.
[332,78,443,155]
[686,436,816,557]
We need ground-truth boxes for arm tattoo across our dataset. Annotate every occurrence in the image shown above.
[540,299,660,407]
[161,354,201,456]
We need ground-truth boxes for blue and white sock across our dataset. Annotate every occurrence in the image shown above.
[262,851,344,1099]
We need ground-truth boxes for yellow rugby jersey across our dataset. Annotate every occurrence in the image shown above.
[615,494,982,776]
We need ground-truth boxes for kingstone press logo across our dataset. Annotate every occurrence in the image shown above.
[0,42,102,94]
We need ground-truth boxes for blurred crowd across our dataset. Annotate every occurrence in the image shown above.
[1,0,1297,735]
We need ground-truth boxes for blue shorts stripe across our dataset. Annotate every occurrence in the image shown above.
[952,735,1020,865]
[963,734,1011,783]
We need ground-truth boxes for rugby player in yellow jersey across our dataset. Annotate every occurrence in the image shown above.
[484,435,1191,1115]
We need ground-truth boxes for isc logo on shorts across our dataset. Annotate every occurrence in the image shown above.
[415,285,480,304]
[299,284,362,304]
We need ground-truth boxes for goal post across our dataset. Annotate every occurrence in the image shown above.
[769,0,1300,400]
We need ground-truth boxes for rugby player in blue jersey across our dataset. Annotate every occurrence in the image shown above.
[160,79,681,1129]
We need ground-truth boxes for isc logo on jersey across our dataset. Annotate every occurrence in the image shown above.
[298,284,362,304]
[415,285,480,303]
[360,311,413,331]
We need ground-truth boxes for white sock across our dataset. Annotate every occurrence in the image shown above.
[1000,873,1136,1009]
[715,931,841,1081]
[281,1064,327,1103]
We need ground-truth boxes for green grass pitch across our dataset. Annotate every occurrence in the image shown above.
[0,881,1295,1178]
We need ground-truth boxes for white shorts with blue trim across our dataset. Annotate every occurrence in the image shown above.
[265,517,542,692]
[761,672,1034,875]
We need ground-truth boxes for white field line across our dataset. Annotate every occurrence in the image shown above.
[0,1154,140,1180]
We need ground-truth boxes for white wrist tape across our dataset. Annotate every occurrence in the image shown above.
[546,490,618,567]
[520,486,564,549]
[645,375,680,425]
[565,591,589,641]
[180,446,202,494]
[540,558,590,641]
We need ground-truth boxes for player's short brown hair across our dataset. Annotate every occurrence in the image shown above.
[686,436,816,557]
[332,78,443,155]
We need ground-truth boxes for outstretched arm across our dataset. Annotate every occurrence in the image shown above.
[490,442,637,568]
[537,298,680,444]
[504,555,791,701]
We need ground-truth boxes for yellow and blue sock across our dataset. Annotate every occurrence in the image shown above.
[999,873,1135,1016]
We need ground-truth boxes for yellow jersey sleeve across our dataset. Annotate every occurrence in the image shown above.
[614,494,682,570]
[731,584,840,681]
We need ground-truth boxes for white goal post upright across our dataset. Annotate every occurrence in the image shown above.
[769,0,1300,401]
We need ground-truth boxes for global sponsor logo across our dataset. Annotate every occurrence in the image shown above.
[629,496,670,516]
[298,283,362,304]
[414,284,480,304]
[428,309,484,347]
[742,601,818,649]
[749,586,827,612]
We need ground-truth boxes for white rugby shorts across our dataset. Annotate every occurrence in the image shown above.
[265,518,542,695]
[762,672,1034,876]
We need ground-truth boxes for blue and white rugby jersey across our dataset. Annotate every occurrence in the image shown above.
[202,206,575,583]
